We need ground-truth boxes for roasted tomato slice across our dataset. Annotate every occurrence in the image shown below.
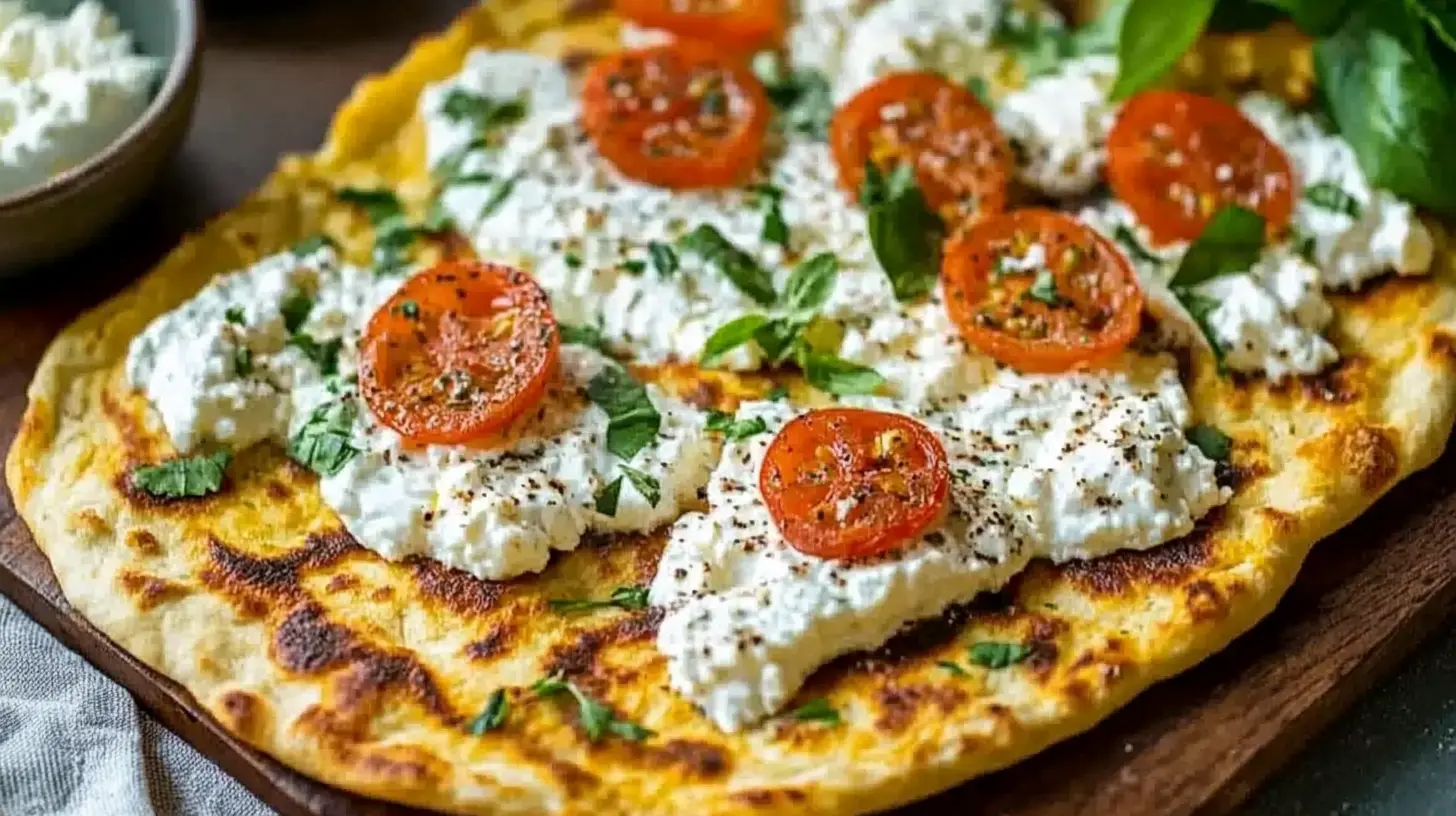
[761,409,950,560]
[942,209,1144,373]
[615,0,786,53]
[359,261,560,446]
[830,71,1012,223]
[581,42,770,189]
[1107,90,1294,246]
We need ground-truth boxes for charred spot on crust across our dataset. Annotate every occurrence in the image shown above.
[1296,355,1367,405]
[123,528,161,555]
[873,682,970,734]
[117,570,190,612]
[463,623,518,662]
[1052,511,1221,596]
[325,574,361,593]
[683,377,724,410]
[1339,424,1399,492]
[734,788,808,808]
[1428,328,1456,364]
[203,531,359,602]
[218,690,266,740]
[542,608,664,678]
[1183,578,1229,623]
[272,604,356,674]
[652,739,731,779]
[264,480,292,501]
[405,556,505,616]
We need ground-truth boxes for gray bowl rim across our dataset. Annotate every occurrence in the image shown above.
[0,0,203,213]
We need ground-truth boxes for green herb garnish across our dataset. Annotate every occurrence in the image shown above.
[532,674,654,743]
[967,641,1033,669]
[1187,424,1233,461]
[467,689,510,735]
[705,410,769,441]
[678,224,777,306]
[788,698,841,725]
[585,366,661,460]
[288,400,359,477]
[130,451,231,499]
[547,586,651,614]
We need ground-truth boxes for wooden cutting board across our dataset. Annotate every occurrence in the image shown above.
[2,3,1455,815]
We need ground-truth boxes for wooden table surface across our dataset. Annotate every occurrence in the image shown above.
[2,2,1455,815]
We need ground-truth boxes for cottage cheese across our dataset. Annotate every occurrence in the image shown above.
[126,248,720,581]
[423,50,995,406]
[786,0,879,84]
[996,55,1120,198]
[833,0,1010,101]
[1239,93,1434,291]
[0,1,161,195]
[651,366,1228,731]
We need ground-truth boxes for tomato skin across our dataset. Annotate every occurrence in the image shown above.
[830,72,1012,223]
[1107,90,1295,246]
[614,0,786,53]
[581,42,770,190]
[359,261,560,446]
[941,209,1144,374]
[760,409,951,560]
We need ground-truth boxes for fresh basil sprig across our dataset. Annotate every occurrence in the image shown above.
[1167,205,1266,290]
[467,689,510,735]
[532,674,654,743]
[861,161,943,303]
[130,450,231,499]
[678,224,778,306]
[751,52,834,139]
[439,89,527,134]
[1187,424,1234,461]
[585,366,661,460]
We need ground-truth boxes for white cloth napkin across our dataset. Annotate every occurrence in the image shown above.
[0,595,275,816]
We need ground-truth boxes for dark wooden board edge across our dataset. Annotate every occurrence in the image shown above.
[2,435,1454,816]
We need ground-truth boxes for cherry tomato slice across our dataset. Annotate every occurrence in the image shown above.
[581,42,770,189]
[1107,90,1295,246]
[831,72,1012,223]
[615,0,786,53]
[761,408,950,560]
[941,209,1144,374]
[359,261,560,446]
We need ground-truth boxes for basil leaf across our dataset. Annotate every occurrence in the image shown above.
[292,234,337,257]
[753,317,803,364]
[967,641,1032,669]
[619,464,661,507]
[780,252,838,316]
[1304,181,1363,218]
[337,187,404,224]
[1111,0,1217,101]
[130,450,231,499]
[585,366,661,460]
[750,184,791,247]
[224,306,246,326]
[937,660,970,677]
[440,89,528,133]
[549,585,651,614]
[280,292,314,334]
[788,698,840,725]
[619,260,647,276]
[752,52,833,139]
[1175,289,1228,371]
[862,164,943,302]
[533,674,653,743]
[765,385,790,402]
[1113,224,1163,266]
[479,175,518,220]
[560,322,610,353]
[431,137,487,185]
[287,334,343,376]
[648,241,679,277]
[705,410,769,441]
[594,476,624,516]
[288,400,359,477]
[1187,424,1233,461]
[801,352,884,396]
[701,315,769,365]
[1168,205,1266,290]
[467,689,509,735]
[678,224,777,306]
[1315,5,1456,217]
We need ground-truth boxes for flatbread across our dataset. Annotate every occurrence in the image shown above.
[9,3,1456,814]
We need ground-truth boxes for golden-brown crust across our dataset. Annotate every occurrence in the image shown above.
[8,4,1456,815]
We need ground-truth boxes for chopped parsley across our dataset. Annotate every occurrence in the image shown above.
[288,400,359,477]
[677,223,777,306]
[585,366,661,460]
[439,89,528,134]
[233,346,254,377]
[532,674,654,743]
[130,451,231,499]
[1187,424,1233,461]
[393,299,421,320]
[547,586,650,614]
[467,689,510,735]
[788,698,841,725]
[967,641,1033,669]
[564,252,583,269]
[860,161,943,302]
[619,259,647,276]
[224,306,246,326]
[1304,180,1363,218]
[705,409,769,441]
[279,292,314,334]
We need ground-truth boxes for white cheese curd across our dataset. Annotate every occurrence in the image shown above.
[995,54,1119,198]
[127,248,719,582]
[423,49,995,406]
[787,0,880,83]
[833,0,1010,101]
[1239,93,1435,290]
[319,346,719,581]
[1196,250,1337,382]
[1078,199,1339,380]
[0,0,161,195]
[125,246,392,453]
[651,367,1228,731]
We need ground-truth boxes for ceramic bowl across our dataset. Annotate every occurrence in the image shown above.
[0,0,202,276]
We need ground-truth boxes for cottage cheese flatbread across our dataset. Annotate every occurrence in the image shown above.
[8,2,1456,814]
